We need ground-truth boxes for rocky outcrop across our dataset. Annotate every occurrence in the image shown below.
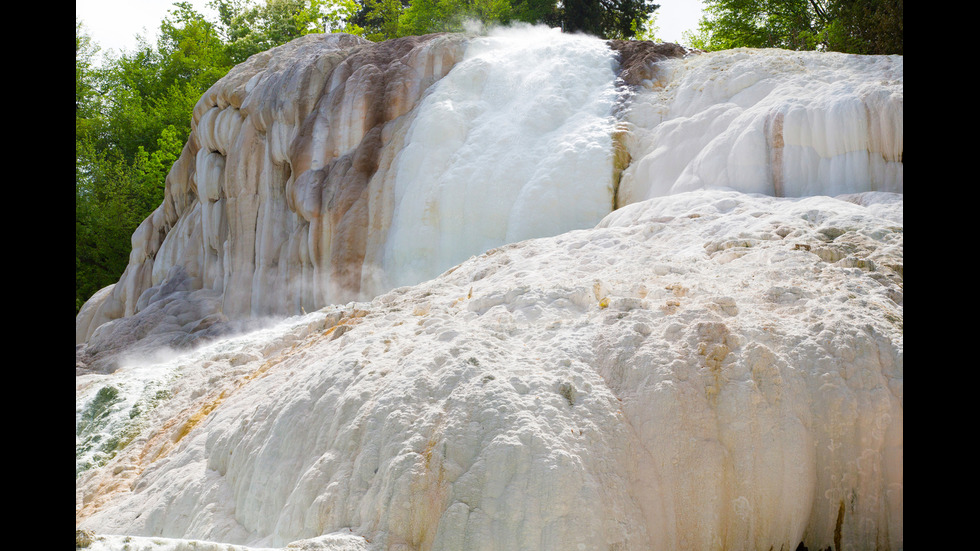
[608,39,694,87]
[615,47,903,203]
[76,29,903,378]
[76,32,468,348]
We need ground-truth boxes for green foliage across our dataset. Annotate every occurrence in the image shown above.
[354,0,562,40]
[211,0,353,63]
[75,137,168,312]
[630,12,659,41]
[355,0,407,40]
[97,5,230,159]
[398,0,519,35]
[690,0,901,54]
[822,0,902,54]
[75,7,233,313]
[76,21,100,132]
[559,0,658,39]
[357,0,654,41]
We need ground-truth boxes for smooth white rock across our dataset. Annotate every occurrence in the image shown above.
[77,190,903,551]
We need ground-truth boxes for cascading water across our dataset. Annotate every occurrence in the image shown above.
[76,366,173,476]
[381,26,625,289]
[75,311,334,478]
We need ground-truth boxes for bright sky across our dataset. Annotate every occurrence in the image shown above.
[76,0,215,56]
[76,0,705,55]
[652,0,705,43]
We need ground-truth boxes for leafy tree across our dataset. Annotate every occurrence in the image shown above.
[631,12,660,41]
[559,0,659,39]
[349,0,407,41]
[211,0,359,63]
[356,0,558,40]
[76,138,172,312]
[76,4,233,313]
[822,0,902,54]
[76,21,101,137]
[398,0,518,35]
[689,0,901,54]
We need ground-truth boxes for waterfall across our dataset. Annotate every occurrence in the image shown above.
[380,26,624,289]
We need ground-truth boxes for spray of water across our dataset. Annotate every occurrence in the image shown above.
[75,310,334,477]
[381,26,624,289]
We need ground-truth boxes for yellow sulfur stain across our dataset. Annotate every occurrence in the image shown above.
[173,390,228,445]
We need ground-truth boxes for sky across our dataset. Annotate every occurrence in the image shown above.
[76,0,705,56]
[651,0,705,43]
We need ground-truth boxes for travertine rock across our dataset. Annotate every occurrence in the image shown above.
[616,48,903,203]
[76,32,468,347]
[76,190,903,551]
[76,32,901,360]
[75,27,902,551]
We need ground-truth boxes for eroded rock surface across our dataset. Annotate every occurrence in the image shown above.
[76,32,468,349]
[76,31,901,364]
[76,190,903,551]
[75,28,902,550]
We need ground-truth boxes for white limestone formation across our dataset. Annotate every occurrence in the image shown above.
[75,28,902,360]
[76,25,902,551]
[76,31,470,348]
[76,189,903,551]
[616,48,903,204]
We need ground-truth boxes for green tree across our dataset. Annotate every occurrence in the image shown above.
[96,3,231,160]
[631,12,660,41]
[350,0,407,41]
[76,136,178,313]
[76,4,233,313]
[559,0,658,39]
[822,0,902,54]
[356,0,557,40]
[211,0,356,63]
[76,21,101,137]
[398,0,517,35]
[689,0,901,54]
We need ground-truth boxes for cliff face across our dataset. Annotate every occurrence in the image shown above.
[75,29,902,361]
[76,32,470,349]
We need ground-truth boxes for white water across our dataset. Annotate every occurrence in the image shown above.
[382,26,623,289]
[76,364,174,476]
[75,312,334,477]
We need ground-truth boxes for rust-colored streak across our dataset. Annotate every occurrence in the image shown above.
[769,111,786,197]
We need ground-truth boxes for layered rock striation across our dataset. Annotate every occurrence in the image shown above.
[77,32,469,352]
